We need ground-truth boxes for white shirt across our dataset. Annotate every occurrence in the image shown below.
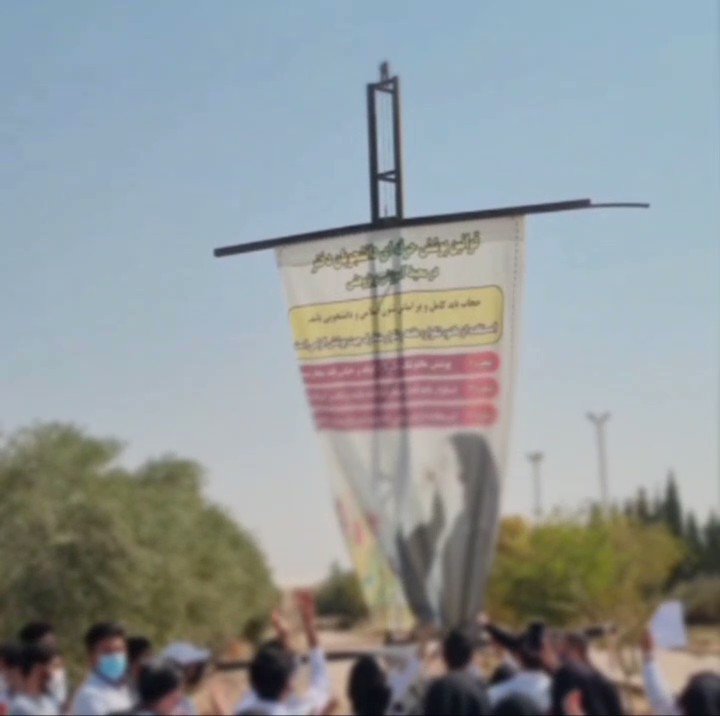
[643,658,680,716]
[9,693,58,716]
[177,695,199,716]
[388,654,423,707]
[235,648,331,716]
[488,669,551,713]
[70,673,133,716]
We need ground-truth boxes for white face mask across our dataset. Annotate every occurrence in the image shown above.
[47,669,67,705]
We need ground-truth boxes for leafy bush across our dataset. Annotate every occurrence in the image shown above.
[487,514,684,629]
[673,576,720,624]
[0,424,276,663]
[315,564,369,626]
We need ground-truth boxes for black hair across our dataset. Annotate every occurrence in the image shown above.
[443,628,475,670]
[0,643,23,669]
[525,622,545,652]
[493,693,543,716]
[517,647,543,671]
[17,622,54,646]
[249,645,295,702]
[423,673,491,716]
[137,662,181,707]
[84,622,126,653]
[347,656,391,716]
[19,643,56,677]
[678,672,720,716]
[127,636,153,664]
[517,622,545,670]
[488,662,517,686]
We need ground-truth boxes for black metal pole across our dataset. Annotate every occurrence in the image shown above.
[367,84,380,223]
[366,63,404,223]
[214,201,650,258]
[390,76,404,220]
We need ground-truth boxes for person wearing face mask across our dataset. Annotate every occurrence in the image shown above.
[17,623,68,712]
[8,643,58,716]
[71,622,132,716]
[46,653,68,713]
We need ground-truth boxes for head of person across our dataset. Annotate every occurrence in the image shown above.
[18,624,67,704]
[492,693,543,716]
[516,622,545,672]
[127,636,153,685]
[249,643,296,704]
[17,622,57,651]
[18,623,67,704]
[161,642,211,693]
[443,628,475,671]
[488,662,517,686]
[347,656,391,716]
[0,643,23,694]
[18,643,56,697]
[678,672,720,716]
[423,673,491,716]
[561,632,590,666]
[84,622,127,683]
[137,662,183,716]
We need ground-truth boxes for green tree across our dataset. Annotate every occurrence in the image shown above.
[650,491,664,523]
[0,424,276,664]
[315,563,368,626]
[702,513,720,574]
[674,576,720,623]
[635,487,651,523]
[680,512,703,578]
[662,471,683,539]
[487,514,683,629]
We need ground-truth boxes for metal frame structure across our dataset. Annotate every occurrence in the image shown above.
[214,62,648,260]
[367,61,404,223]
[214,198,647,258]
[211,62,652,659]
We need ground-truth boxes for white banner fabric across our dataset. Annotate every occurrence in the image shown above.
[277,216,525,627]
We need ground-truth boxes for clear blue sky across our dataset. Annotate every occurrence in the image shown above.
[2,1,718,584]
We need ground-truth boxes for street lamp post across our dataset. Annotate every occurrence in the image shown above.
[526,451,544,521]
[587,412,611,511]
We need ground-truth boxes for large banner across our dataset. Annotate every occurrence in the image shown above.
[331,473,413,631]
[277,216,525,627]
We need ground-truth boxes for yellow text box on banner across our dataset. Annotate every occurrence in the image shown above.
[290,286,503,361]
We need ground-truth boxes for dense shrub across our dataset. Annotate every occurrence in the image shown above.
[487,514,684,629]
[0,424,276,663]
[315,564,369,626]
[673,576,720,624]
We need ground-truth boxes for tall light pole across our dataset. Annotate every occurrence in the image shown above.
[526,452,544,521]
[587,412,611,510]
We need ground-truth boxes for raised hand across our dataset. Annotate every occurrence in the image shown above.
[271,608,291,648]
[640,628,656,659]
[294,589,319,649]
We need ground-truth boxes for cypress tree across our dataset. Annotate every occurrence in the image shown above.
[663,471,683,538]
[703,513,720,574]
[636,487,651,523]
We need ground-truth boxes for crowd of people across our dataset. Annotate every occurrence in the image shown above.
[0,593,718,716]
